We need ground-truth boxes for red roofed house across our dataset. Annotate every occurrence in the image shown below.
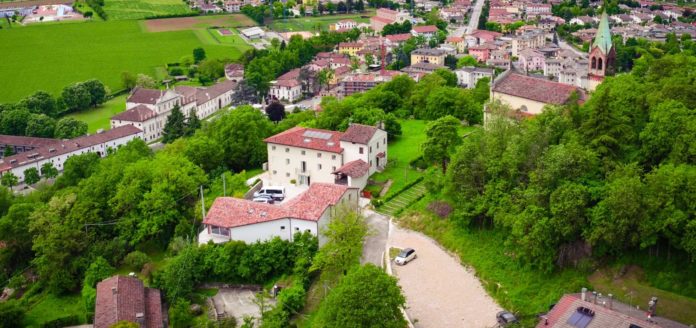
[265,124,387,189]
[370,8,410,32]
[411,25,439,39]
[95,275,166,328]
[446,36,466,53]
[200,183,359,245]
[385,33,412,49]
[269,68,303,103]
[489,71,584,119]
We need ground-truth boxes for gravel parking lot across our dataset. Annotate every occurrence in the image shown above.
[389,224,503,328]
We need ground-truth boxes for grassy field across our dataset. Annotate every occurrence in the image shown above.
[0,19,250,103]
[66,94,127,133]
[269,12,372,32]
[143,14,256,31]
[23,293,86,327]
[103,0,192,20]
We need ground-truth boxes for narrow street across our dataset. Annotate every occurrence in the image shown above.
[360,209,389,266]
[465,0,486,35]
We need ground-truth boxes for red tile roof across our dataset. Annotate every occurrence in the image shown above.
[333,159,370,178]
[95,275,164,328]
[127,88,165,105]
[265,127,343,153]
[340,124,378,144]
[413,25,439,33]
[339,42,363,48]
[493,73,582,105]
[386,33,413,42]
[371,16,394,24]
[0,135,60,149]
[112,105,157,122]
[203,183,351,228]
[447,36,464,42]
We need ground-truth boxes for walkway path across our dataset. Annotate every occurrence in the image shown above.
[378,182,426,217]
[388,223,503,328]
[465,0,486,35]
[360,209,389,267]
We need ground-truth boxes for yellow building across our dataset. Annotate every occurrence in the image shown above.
[338,42,364,57]
[410,48,447,65]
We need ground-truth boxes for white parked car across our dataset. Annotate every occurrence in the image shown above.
[254,186,286,201]
[395,248,417,265]
[252,195,275,204]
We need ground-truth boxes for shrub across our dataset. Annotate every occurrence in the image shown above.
[409,156,429,170]
[276,282,306,313]
[169,67,184,76]
[0,300,25,328]
[124,251,150,271]
[40,315,81,328]
[427,201,453,218]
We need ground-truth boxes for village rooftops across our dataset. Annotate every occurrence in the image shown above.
[412,25,439,33]
[0,135,60,148]
[386,33,413,42]
[493,73,583,105]
[127,88,167,105]
[95,275,165,328]
[203,183,352,228]
[265,127,344,153]
[0,125,142,171]
[111,105,157,122]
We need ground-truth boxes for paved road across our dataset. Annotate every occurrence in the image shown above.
[558,37,587,58]
[388,223,503,328]
[465,0,486,35]
[361,209,389,266]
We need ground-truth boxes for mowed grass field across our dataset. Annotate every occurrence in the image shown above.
[269,12,373,32]
[0,18,251,103]
[66,94,127,133]
[103,0,192,20]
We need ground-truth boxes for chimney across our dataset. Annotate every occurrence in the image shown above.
[608,294,613,309]
[581,287,587,302]
[592,291,597,304]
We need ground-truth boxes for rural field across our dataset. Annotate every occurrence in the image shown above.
[0,15,252,103]
[143,13,256,32]
[103,0,192,20]
[268,12,373,32]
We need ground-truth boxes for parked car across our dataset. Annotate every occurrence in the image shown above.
[394,248,416,265]
[496,311,518,326]
[254,186,286,201]
[252,195,275,204]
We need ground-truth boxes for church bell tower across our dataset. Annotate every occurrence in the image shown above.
[587,11,615,91]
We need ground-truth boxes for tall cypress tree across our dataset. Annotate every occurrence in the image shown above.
[162,106,186,143]
[185,108,201,136]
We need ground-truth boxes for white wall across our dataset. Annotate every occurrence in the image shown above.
[267,143,344,186]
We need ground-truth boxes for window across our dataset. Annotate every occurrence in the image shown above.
[272,146,276,150]
[295,227,300,231]
[306,229,311,233]
[286,158,291,164]
[377,142,380,149]
[332,166,336,171]
[369,146,372,153]
[285,148,290,153]
[317,152,322,158]
[273,170,277,175]
[211,226,230,236]
[280,226,286,230]
[332,155,336,160]
[318,164,322,170]
[301,150,306,155]
[359,147,364,154]
[286,172,290,177]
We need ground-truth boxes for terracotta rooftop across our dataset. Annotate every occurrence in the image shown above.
[493,73,582,105]
[112,105,157,122]
[127,88,165,105]
[95,275,165,328]
[265,127,343,153]
[538,293,689,328]
[413,25,439,33]
[341,124,378,144]
[0,125,142,171]
[333,159,370,178]
[204,183,351,228]
[371,16,394,24]
[0,135,60,149]
[386,33,413,42]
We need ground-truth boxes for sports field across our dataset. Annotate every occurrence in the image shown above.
[103,0,193,20]
[269,12,373,32]
[0,17,251,103]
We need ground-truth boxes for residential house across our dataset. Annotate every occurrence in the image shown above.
[410,48,446,65]
[269,68,303,103]
[224,1,242,12]
[455,66,494,88]
[0,135,60,159]
[469,30,503,45]
[339,71,397,96]
[411,25,439,39]
[370,8,410,32]
[570,16,597,25]
[490,71,584,117]
[385,33,413,49]
[0,126,143,183]
[338,42,364,56]
[511,30,546,57]
[518,48,546,72]
[446,36,466,53]
[95,275,166,328]
[264,124,388,188]
[225,63,245,81]
[468,43,498,62]
[330,19,357,31]
[199,183,360,245]
[525,3,551,16]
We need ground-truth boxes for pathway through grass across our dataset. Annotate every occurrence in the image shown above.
[378,181,426,216]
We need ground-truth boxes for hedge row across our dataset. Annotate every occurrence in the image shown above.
[144,11,201,20]
[381,176,424,204]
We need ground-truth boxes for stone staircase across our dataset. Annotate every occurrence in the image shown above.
[378,182,427,217]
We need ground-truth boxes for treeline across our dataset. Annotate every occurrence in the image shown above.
[242,31,358,97]
[85,0,107,20]
[443,53,696,271]
[242,4,268,25]
[0,79,109,140]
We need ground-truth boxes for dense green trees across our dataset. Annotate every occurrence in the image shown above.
[422,116,463,173]
[162,106,186,143]
[55,117,88,139]
[311,208,368,276]
[444,53,696,270]
[314,264,406,328]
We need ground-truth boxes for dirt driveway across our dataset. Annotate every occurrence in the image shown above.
[389,224,503,328]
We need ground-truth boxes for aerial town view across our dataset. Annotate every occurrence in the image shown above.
[0,0,694,326]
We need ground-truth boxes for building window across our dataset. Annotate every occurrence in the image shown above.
[285,148,290,153]
[332,166,336,171]
[280,226,286,230]
[318,164,322,170]
[306,229,311,233]
[272,145,276,150]
[369,146,372,153]
[286,158,290,164]
[301,150,306,155]
[317,152,322,158]
[273,170,277,175]
[359,147,363,154]
[286,172,290,177]
[332,155,336,160]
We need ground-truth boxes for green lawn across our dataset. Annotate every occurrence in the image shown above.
[269,12,372,32]
[23,293,86,328]
[0,19,249,103]
[103,0,192,20]
[67,94,127,133]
